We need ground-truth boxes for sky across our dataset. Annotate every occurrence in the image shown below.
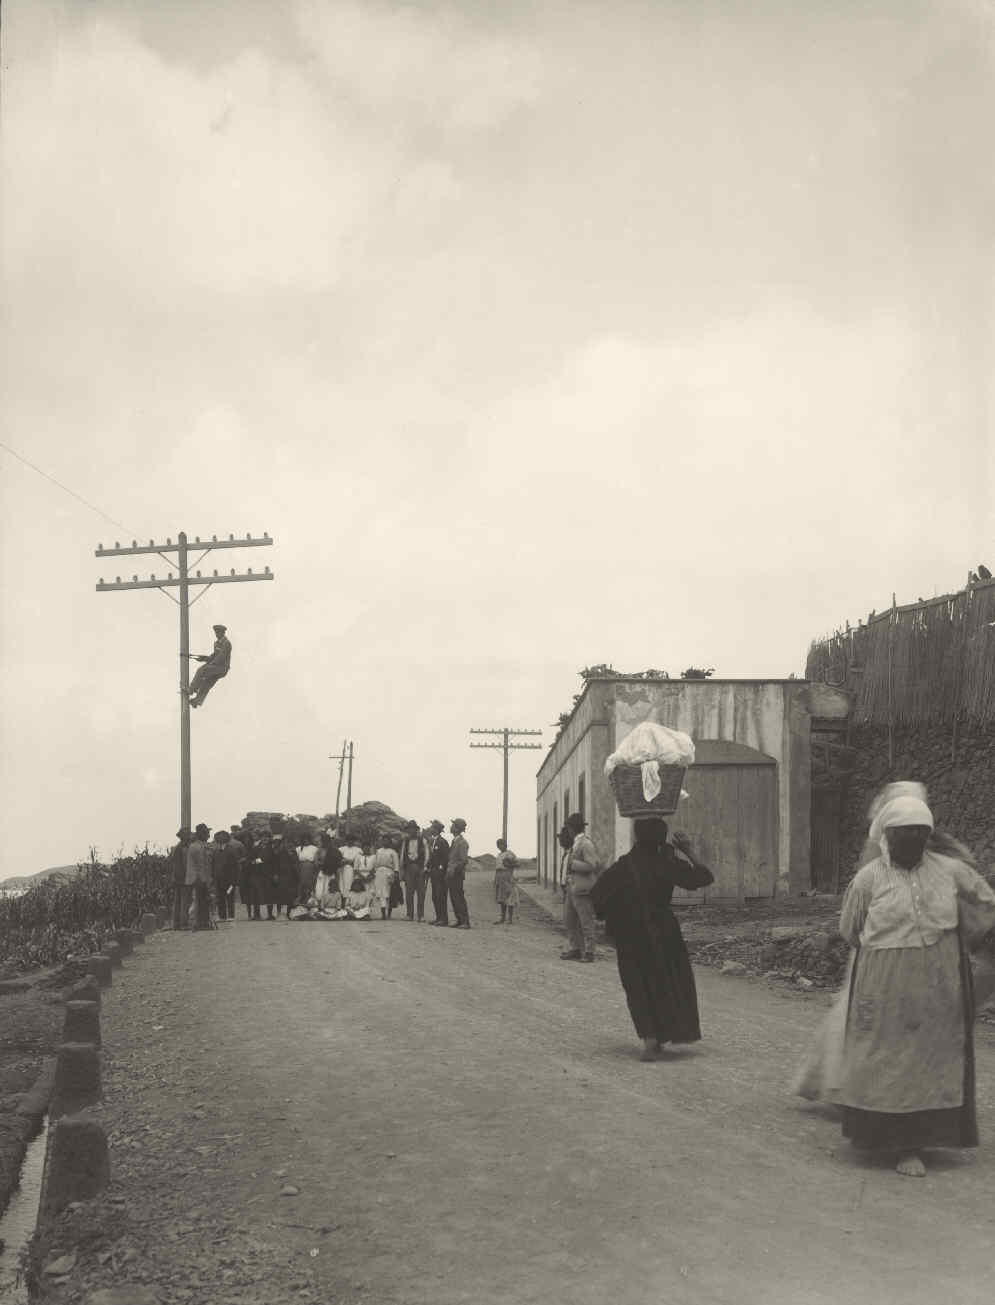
[1,0,993,879]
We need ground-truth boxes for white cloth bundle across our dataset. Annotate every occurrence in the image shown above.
[604,722,695,802]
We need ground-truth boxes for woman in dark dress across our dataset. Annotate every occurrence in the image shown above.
[590,818,714,1061]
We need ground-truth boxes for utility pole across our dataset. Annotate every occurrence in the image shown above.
[328,739,356,823]
[95,531,274,831]
[329,738,348,820]
[469,727,543,844]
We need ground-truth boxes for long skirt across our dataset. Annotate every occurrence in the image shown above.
[494,869,519,907]
[615,909,702,1044]
[792,952,854,1102]
[840,931,977,1151]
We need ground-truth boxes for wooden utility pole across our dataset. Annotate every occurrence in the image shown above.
[329,738,348,820]
[469,727,543,844]
[328,739,356,823]
[95,531,274,831]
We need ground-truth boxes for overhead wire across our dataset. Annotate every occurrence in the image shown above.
[0,439,135,535]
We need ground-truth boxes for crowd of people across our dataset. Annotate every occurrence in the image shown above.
[166,781,995,1179]
[167,816,520,931]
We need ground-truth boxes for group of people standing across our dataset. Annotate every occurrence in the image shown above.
[168,817,476,929]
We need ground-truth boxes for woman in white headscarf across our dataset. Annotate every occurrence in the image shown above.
[794,781,989,1104]
[835,791,995,1176]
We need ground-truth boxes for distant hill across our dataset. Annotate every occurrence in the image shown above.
[1,864,78,892]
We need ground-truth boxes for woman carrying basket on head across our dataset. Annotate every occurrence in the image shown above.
[591,818,714,1061]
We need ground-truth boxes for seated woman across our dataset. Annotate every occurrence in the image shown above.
[344,875,372,920]
[308,866,344,919]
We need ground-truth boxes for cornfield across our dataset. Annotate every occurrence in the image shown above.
[0,850,171,974]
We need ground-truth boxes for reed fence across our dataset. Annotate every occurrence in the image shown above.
[806,578,995,728]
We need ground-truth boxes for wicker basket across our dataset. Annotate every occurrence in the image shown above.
[609,763,687,817]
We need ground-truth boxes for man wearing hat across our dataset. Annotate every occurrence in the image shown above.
[447,818,471,928]
[169,827,192,930]
[561,812,601,962]
[399,820,428,921]
[184,822,214,930]
[426,820,450,925]
[188,623,232,708]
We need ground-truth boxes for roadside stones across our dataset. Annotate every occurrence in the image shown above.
[51,1042,102,1119]
[87,956,113,988]
[38,1110,110,1221]
[806,931,832,954]
[796,977,815,991]
[770,926,805,941]
[719,961,747,976]
[69,978,102,1006]
[111,929,134,957]
[43,1249,78,1276]
[104,942,123,969]
[64,1001,101,1047]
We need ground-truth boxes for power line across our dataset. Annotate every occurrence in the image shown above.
[0,440,134,534]
[469,727,543,844]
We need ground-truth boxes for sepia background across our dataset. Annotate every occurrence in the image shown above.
[1,0,992,880]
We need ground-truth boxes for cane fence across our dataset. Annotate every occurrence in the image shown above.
[806,578,995,726]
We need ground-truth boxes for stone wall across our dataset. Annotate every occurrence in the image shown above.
[841,722,995,878]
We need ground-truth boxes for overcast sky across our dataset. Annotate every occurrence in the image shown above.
[1,0,993,879]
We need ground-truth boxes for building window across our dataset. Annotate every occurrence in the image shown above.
[564,788,570,820]
[579,773,586,822]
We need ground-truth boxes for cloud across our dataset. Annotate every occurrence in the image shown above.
[294,0,543,135]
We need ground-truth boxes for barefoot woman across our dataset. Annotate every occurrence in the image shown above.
[838,793,995,1176]
[590,818,714,1061]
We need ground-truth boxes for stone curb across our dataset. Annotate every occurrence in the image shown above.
[0,1057,56,1219]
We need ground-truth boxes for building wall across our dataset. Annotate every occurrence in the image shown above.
[537,679,846,896]
[536,682,611,886]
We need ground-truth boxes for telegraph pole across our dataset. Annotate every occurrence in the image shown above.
[329,739,348,820]
[469,727,543,844]
[95,531,274,831]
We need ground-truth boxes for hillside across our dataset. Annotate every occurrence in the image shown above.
[0,864,78,892]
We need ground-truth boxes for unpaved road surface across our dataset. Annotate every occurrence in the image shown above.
[41,873,995,1305]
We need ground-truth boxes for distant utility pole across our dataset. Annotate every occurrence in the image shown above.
[95,531,274,832]
[329,738,348,820]
[469,727,543,844]
[328,739,356,822]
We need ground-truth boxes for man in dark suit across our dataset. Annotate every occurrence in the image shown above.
[189,624,232,708]
[400,820,428,921]
[426,820,450,925]
[447,818,471,928]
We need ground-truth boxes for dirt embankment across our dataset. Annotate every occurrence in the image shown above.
[676,897,849,988]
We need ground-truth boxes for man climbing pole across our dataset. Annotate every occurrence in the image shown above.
[188,624,232,708]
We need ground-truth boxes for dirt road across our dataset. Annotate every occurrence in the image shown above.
[40,873,995,1305]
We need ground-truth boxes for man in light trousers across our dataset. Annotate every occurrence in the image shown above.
[560,812,601,963]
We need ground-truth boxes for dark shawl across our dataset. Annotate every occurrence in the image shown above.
[591,843,710,1044]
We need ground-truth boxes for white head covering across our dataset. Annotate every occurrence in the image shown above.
[867,782,929,845]
[872,795,934,857]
